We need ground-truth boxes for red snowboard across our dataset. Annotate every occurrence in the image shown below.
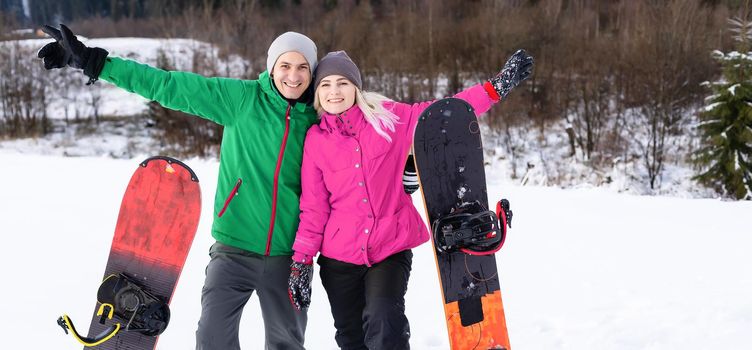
[60,156,201,349]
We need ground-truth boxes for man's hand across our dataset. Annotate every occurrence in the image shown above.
[37,24,109,84]
[37,25,72,70]
[403,154,419,195]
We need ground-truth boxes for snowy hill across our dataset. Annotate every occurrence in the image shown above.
[4,36,250,120]
[1,36,720,199]
[1,153,750,349]
[1,37,249,159]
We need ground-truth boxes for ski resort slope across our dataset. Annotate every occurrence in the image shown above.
[1,153,750,349]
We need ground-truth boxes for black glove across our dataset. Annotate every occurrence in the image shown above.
[489,49,534,100]
[403,154,419,195]
[37,24,109,85]
[497,198,513,229]
[288,261,313,310]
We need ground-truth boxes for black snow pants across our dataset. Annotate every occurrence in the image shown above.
[318,249,413,350]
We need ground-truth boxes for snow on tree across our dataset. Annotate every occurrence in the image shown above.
[694,16,752,200]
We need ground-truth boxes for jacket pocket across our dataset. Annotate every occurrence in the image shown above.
[218,178,242,218]
[389,205,412,248]
[325,225,340,238]
[365,146,390,172]
[320,225,340,254]
[366,146,389,160]
[323,154,353,172]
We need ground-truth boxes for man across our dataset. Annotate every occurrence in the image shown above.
[38,24,318,349]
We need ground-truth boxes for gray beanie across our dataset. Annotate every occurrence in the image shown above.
[314,51,362,90]
[266,32,318,73]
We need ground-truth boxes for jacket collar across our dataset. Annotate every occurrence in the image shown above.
[258,70,314,114]
[319,106,368,137]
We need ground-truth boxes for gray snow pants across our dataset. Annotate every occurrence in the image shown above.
[195,242,307,350]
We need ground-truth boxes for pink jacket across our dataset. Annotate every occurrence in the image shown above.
[292,82,500,266]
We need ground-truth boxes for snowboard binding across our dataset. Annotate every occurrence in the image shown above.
[432,199,512,255]
[57,273,170,347]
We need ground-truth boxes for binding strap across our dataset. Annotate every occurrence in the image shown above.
[57,312,120,347]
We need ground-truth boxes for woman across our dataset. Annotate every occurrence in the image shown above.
[288,50,533,349]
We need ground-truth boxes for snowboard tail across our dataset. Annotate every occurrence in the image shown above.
[58,156,201,349]
[414,98,510,350]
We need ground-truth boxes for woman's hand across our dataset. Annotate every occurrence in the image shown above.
[489,49,534,99]
[288,261,314,310]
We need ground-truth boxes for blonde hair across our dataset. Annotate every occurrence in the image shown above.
[314,87,400,142]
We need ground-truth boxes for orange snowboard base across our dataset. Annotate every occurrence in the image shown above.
[443,289,510,349]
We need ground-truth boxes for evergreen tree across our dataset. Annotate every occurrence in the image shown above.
[694,16,752,200]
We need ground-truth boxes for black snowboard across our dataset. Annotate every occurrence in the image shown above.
[413,98,510,349]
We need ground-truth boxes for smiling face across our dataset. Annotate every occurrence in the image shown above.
[271,51,312,100]
[316,75,357,115]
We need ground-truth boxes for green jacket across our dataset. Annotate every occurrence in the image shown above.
[100,56,319,256]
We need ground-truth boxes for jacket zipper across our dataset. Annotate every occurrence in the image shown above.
[265,104,292,255]
[218,178,242,218]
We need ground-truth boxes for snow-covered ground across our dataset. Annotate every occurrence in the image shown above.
[2,35,749,349]
[1,152,750,349]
